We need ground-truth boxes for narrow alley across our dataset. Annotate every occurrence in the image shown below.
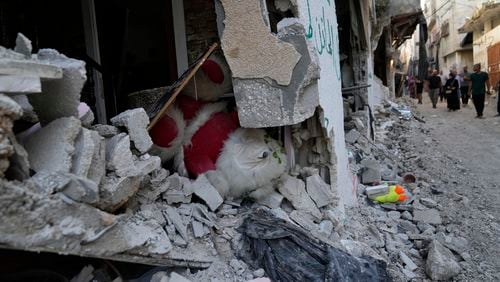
[409,97,500,280]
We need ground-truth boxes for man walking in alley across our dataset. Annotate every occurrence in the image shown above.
[428,69,442,108]
[459,65,471,106]
[468,64,491,118]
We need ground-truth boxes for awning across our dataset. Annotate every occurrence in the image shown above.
[391,10,425,48]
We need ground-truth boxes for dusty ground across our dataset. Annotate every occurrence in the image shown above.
[411,94,500,281]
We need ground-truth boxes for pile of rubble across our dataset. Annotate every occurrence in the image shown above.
[1,35,392,281]
[341,100,470,281]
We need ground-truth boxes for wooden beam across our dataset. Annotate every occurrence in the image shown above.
[147,42,219,131]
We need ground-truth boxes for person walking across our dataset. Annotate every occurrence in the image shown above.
[428,70,442,108]
[415,76,424,104]
[458,65,471,105]
[468,64,491,118]
[444,72,460,111]
[439,70,448,102]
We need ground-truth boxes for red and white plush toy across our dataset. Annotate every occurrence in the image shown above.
[149,95,287,199]
[149,56,287,199]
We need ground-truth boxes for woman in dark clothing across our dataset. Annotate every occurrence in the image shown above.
[444,72,460,111]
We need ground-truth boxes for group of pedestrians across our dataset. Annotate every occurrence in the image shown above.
[407,63,498,119]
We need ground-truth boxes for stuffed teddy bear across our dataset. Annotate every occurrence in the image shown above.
[149,95,287,199]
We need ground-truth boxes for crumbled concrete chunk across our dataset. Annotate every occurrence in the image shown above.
[14,33,32,59]
[110,108,152,153]
[90,124,120,138]
[72,128,97,177]
[191,174,223,212]
[0,75,41,94]
[31,171,99,204]
[278,175,321,220]
[86,132,106,186]
[29,49,86,125]
[305,174,334,208]
[413,209,442,225]
[426,240,461,281]
[98,175,142,212]
[24,117,81,173]
[105,133,134,177]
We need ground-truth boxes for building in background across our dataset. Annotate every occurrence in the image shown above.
[421,0,485,72]
[459,1,500,89]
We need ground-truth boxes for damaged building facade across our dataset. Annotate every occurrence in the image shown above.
[0,0,422,280]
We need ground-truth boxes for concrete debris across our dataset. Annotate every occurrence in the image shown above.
[345,129,361,144]
[0,94,23,178]
[32,171,99,204]
[191,174,223,212]
[305,174,335,208]
[90,124,120,138]
[399,251,418,271]
[105,133,134,177]
[98,175,142,212]
[86,132,106,186]
[278,175,322,220]
[232,20,320,127]
[6,133,30,180]
[14,33,32,59]
[71,128,98,178]
[169,272,192,282]
[110,108,152,153]
[0,57,63,79]
[360,159,381,184]
[426,240,461,281]
[420,197,438,208]
[28,49,86,125]
[413,209,442,225]
[220,0,300,85]
[24,117,82,173]
[0,75,42,94]
[164,206,189,242]
[10,94,38,122]
[289,210,318,232]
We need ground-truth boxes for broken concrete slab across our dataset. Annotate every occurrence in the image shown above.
[399,251,418,271]
[132,155,162,177]
[220,0,300,85]
[71,128,97,178]
[164,206,188,242]
[86,131,106,186]
[98,175,142,212]
[361,159,382,184]
[413,209,442,225]
[305,174,334,208]
[0,58,63,79]
[14,33,32,59]
[232,20,320,127]
[110,108,152,153]
[426,240,461,281]
[0,75,42,94]
[192,220,208,238]
[31,171,99,204]
[278,175,322,220]
[24,117,82,173]
[28,49,86,125]
[90,124,120,138]
[105,133,134,177]
[191,174,223,212]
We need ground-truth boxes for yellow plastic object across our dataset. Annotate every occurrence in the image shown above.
[374,185,407,203]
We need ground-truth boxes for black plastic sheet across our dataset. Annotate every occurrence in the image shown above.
[237,209,392,282]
